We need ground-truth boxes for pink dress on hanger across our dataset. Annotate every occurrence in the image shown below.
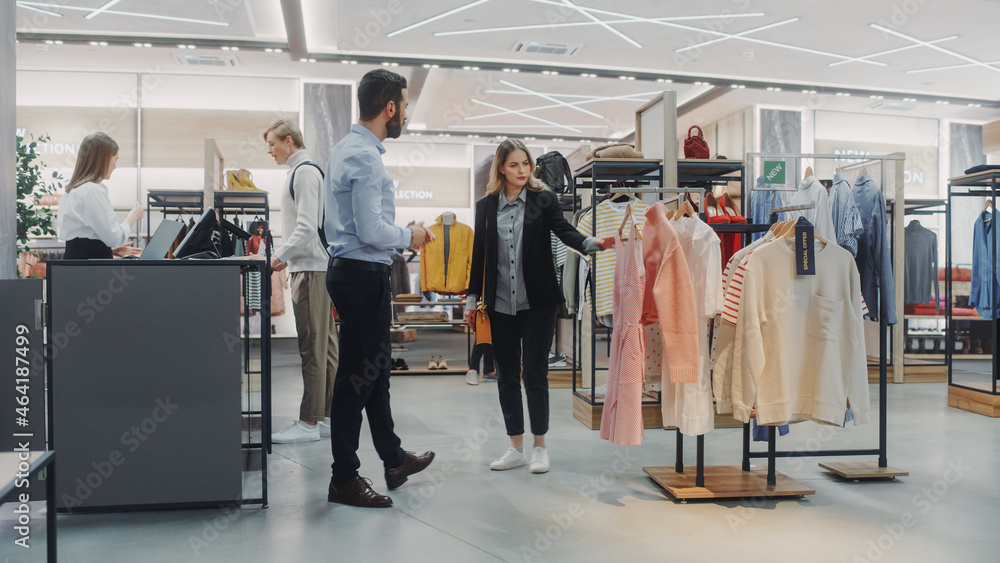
[599,221,646,446]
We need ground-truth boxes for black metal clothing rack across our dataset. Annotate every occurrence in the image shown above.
[946,171,1000,404]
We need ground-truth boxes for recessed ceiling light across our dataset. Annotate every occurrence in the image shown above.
[308,58,316,63]
[349,60,358,64]
[423,64,432,68]
[509,68,518,72]
[731,84,739,88]
[464,66,473,70]
[100,42,108,46]
[90,41,100,46]
[300,58,308,62]
[264,48,273,53]
[231,46,239,51]
[144,43,151,47]
[179,44,189,49]
[620,76,629,80]
[802,89,810,93]
[44,40,54,45]
[133,42,144,47]
[274,48,282,53]
[382,62,390,66]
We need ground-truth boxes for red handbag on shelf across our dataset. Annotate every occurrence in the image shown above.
[683,125,710,159]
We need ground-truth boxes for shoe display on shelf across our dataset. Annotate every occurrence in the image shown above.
[437,356,448,370]
[490,447,527,470]
[466,370,479,385]
[271,420,321,444]
[428,357,439,370]
[547,354,567,368]
[594,383,607,398]
[529,447,550,474]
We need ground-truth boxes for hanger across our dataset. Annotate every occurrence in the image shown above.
[618,203,643,241]
[677,198,696,219]
[778,219,828,244]
[611,192,634,203]
[985,199,994,214]
[803,166,814,179]
[684,192,700,213]
[861,166,869,175]
[664,208,677,220]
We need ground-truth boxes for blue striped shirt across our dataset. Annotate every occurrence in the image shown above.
[830,173,864,258]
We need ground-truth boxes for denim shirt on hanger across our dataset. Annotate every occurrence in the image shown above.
[852,175,897,325]
[969,209,1000,319]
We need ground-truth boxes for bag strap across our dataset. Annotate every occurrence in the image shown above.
[288,160,328,247]
[688,125,703,139]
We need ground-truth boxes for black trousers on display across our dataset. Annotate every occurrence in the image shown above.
[326,261,406,484]
[490,306,557,437]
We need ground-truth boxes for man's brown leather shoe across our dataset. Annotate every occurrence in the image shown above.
[385,451,436,490]
[327,476,393,508]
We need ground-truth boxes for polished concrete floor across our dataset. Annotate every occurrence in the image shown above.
[3,337,999,563]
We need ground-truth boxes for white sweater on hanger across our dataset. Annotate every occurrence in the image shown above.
[731,238,869,427]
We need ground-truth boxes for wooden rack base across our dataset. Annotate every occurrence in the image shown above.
[819,461,908,480]
[947,384,1000,417]
[643,466,815,501]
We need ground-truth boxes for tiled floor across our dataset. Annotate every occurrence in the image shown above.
[2,338,998,563]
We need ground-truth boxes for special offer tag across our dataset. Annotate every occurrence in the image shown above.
[795,217,815,276]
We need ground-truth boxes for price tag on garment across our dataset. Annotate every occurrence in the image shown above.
[794,217,816,276]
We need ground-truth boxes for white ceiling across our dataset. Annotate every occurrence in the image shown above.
[13,0,1000,141]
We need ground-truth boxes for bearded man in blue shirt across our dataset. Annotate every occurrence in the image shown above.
[324,69,436,508]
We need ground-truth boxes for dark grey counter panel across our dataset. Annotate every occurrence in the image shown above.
[48,263,242,510]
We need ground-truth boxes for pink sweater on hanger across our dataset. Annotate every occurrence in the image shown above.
[641,203,701,384]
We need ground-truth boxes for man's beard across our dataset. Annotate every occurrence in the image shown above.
[386,110,404,139]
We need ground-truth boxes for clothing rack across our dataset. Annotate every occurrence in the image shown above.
[645,153,907,502]
[751,153,906,483]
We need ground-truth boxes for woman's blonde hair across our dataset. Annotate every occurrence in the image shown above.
[485,139,548,196]
[66,132,119,192]
[263,119,306,149]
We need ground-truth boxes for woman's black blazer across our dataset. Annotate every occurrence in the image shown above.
[468,188,588,313]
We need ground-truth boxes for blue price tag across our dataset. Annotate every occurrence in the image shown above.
[795,217,815,276]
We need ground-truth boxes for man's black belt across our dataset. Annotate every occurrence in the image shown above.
[330,257,391,274]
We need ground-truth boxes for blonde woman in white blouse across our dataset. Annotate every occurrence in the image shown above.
[58,132,144,259]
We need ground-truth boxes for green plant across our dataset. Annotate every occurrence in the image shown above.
[16,133,62,263]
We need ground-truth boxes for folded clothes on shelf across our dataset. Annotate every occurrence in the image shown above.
[397,311,450,323]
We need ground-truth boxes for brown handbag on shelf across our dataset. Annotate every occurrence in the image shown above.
[683,125,710,159]
[474,217,492,344]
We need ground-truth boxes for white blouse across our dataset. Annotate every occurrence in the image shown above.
[57,182,130,248]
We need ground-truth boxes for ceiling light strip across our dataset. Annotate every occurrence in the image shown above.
[907,60,1000,74]
[15,2,62,17]
[870,24,1000,74]
[559,0,642,48]
[448,124,608,129]
[434,14,766,36]
[17,2,230,26]
[467,92,656,120]
[84,0,124,20]
[827,36,957,67]
[499,79,605,118]
[527,0,884,66]
[386,0,493,37]
[471,99,583,132]
[674,17,799,54]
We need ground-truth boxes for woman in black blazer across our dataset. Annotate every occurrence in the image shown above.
[465,139,612,474]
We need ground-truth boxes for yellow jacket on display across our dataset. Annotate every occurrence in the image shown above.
[421,215,474,295]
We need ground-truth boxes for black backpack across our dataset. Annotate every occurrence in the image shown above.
[288,161,328,247]
[534,151,573,193]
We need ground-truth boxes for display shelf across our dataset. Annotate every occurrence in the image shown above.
[393,300,467,306]
[819,461,909,480]
[643,466,814,501]
[572,158,663,180]
[947,385,1000,417]
[677,159,744,184]
[214,190,268,211]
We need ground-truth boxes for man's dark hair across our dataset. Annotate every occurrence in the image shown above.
[358,69,407,122]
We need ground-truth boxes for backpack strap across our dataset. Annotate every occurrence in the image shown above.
[287,161,328,247]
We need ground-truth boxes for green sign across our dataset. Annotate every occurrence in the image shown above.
[763,161,785,184]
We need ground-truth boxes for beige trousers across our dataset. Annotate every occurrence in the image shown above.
[290,271,339,422]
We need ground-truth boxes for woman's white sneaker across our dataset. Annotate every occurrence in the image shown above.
[466,370,480,385]
[529,447,550,474]
[490,447,527,470]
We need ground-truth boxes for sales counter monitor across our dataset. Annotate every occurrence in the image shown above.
[140,220,184,260]
[174,208,221,259]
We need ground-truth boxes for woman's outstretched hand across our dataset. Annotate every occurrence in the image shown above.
[595,236,616,250]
